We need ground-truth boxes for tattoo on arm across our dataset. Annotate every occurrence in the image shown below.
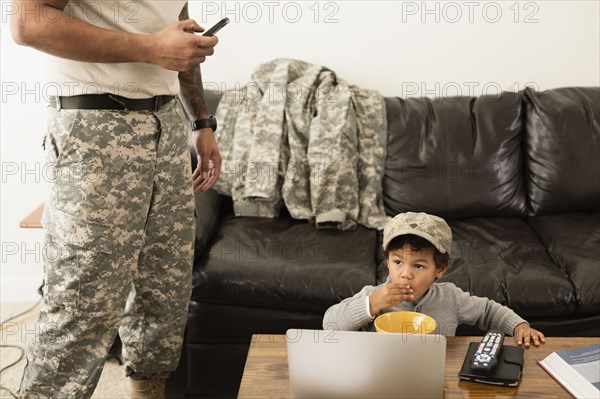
[179,64,210,120]
[178,3,209,120]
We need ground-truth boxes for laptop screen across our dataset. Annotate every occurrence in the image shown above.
[286,329,446,399]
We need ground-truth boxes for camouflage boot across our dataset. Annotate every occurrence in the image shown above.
[128,377,166,399]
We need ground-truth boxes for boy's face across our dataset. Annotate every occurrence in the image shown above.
[387,243,447,301]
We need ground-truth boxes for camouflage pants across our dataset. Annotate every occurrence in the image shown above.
[19,98,195,398]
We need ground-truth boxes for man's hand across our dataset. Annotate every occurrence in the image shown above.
[369,283,414,316]
[149,19,218,71]
[514,322,546,348]
[192,129,221,192]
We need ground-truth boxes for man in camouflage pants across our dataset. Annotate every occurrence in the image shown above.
[10,1,221,398]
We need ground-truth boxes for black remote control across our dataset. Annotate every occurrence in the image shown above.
[471,330,504,372]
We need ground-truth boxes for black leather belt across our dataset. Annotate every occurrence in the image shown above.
[50,94,175,112]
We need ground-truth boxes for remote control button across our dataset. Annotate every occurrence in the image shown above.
[472,331,505,371]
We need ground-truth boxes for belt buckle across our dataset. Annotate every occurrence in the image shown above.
[153,96,160,112]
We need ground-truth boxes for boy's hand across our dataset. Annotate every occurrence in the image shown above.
[514,322,546,348]
[369,283,414,316]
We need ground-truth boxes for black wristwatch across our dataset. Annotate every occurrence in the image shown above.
[191,115,217,132]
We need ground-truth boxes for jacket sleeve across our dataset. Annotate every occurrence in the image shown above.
[243,61,287,203]
[212,91,239,196]
[308,71,359,230]
[454,287,527,336]
[323,285,379,331]
[350,86,390,230]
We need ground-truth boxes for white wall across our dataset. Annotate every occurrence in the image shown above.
[1,0,599,301]
[193,0,600,96]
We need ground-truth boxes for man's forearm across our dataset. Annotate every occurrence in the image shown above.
[177,3,210,120]
[179,64,210,121]
[10,1,150,63]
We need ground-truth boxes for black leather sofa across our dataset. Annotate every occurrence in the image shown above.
[166,87,600,398]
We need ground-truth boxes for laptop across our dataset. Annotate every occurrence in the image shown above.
[286,329,446,399]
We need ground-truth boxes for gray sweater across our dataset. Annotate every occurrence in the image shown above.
[323,281,527,336]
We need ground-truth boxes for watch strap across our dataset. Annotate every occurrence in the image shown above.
[191,115,217,132]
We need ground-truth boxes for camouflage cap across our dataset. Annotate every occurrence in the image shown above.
[382,212,452,255]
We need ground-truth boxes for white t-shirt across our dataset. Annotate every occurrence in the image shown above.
[46,0,187,98]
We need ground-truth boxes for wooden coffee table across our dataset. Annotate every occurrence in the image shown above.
[238,334,599,398]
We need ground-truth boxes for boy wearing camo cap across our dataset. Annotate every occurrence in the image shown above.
[323,212,546,347]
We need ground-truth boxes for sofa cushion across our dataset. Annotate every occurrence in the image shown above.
[441,217,576,318]
[192,206,377,313]
[524,87,600,215]
[383,92,527,219]
[186,301,324,344]
[527,212,600,314]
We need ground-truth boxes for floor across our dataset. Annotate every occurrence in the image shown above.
[0,302,128,398]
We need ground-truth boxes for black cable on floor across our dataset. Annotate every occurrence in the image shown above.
[0,344,24,398]
[1,386,21,399]
[0,299,42,327]
[1,298,43,399]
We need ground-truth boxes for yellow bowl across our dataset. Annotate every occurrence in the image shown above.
[374,311,437,334]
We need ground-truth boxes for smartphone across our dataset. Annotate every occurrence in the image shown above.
[202,17,230,36]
